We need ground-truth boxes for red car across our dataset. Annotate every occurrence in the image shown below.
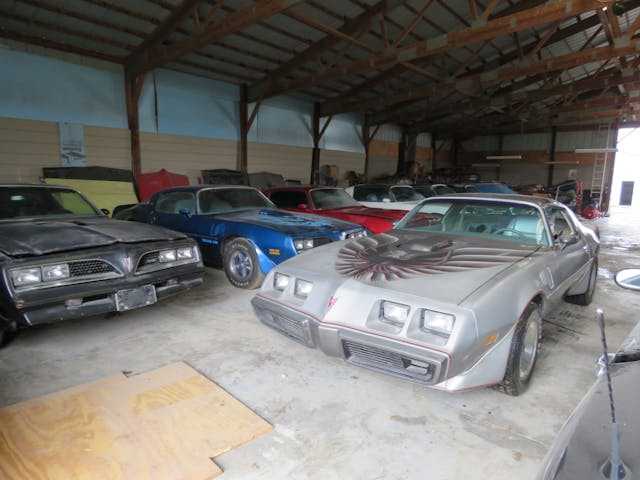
[263,186,407,233]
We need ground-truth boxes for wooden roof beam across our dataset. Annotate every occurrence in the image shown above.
[286,0,614,99]
[126,0,218,77]
[127,0,304,78]
[336,37,640,115]
[247,0,406,101]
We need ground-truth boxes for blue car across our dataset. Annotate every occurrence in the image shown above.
[129,185,367,288]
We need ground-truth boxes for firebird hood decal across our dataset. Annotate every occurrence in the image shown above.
[336,233,537,281]
[215,209,356,234]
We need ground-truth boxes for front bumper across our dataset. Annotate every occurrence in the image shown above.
[6,265,203,328]
[252,294,450,386]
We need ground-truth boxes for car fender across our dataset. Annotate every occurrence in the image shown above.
[440,324,517,391]
[222,235,277,275]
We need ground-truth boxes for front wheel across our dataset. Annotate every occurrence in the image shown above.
[500,302,542,396]
[222,238,265,289]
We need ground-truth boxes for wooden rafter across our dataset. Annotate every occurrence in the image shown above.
[333,35,640,115]
[125,0,203,76]
[311,1,616,113]
[247,0,405,101]
[127,0,304,78]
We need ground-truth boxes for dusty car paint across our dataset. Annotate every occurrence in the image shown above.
[0,184,204,342]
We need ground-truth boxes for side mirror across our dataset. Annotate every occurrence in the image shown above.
[296,203,308,210]
[556,233,578,248]
[615,268,640,291]
[178,208,192,217]
[100,208,110,216]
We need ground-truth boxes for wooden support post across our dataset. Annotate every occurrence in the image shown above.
[406,132,417,170]
[431,134,437,174]
[125,73,145,177]
[311,103,321,184]
[239,85,248,173]
[547,127,557,186]
[397,130,407,176]
[363,123,371,181]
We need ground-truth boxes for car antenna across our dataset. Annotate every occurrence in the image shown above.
[597,308,631,480]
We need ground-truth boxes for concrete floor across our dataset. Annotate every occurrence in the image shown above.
[1,207,640,479]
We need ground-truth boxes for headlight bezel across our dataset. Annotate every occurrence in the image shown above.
[420,309,455,337]
[380,300,410,328]
[273,272,290,291]
[294,278,313,298]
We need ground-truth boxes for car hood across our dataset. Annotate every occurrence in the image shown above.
[328,205,407,221]
[279,231,540,305]
[215,209,359,234]
[0,216,187,257]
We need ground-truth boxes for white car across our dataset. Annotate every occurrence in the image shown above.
[345,184,424,211]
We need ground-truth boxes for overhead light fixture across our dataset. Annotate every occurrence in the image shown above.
[574,148,617,153]
[485,155,522,160]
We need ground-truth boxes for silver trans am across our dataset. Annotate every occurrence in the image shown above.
[251,194,599,395]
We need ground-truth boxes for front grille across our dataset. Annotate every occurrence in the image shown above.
[342,340,435,384]
[138,251,160,268]
[313,237,332,248]
[262,310,310,345]
[69,259,116,277]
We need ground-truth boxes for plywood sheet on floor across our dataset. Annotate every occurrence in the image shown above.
[0,362,272,480]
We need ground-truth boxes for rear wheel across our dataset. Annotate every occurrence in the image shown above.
[567,259,597,306]
[500,302,541,396]
[223,238,265,289]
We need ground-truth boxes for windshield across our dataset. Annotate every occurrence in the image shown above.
[389,186,424,202]
[414,184,454,197]
[197,187,274,214]
[396,199,549,246]
[311,188,360,209]
[0,186,101,220]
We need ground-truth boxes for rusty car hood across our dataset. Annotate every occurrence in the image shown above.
[280,231,541,305]
[0,216,188,257]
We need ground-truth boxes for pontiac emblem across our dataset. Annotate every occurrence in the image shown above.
[123,257,132,272]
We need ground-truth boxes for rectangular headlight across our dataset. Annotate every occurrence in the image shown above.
[274,272,290,291]
[294,279,313,297]
[176,247,194,260]
[11,267,42,287]
[380,300,410,327]
[294,239,314,251]
[42,264,70,282]
[159,249,177,262]
[420,309,455,337]
[346,230,367,239]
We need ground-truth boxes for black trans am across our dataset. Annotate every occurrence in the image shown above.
[0,184,204,345]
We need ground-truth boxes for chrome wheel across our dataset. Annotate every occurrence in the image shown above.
[519,309,541,381]
[229,249,253,279]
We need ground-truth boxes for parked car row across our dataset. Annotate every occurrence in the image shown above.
[1,182,601,402]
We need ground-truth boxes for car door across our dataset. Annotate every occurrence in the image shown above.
[545,205,591,292]
[150,191,198,235]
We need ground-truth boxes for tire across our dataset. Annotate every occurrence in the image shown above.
[500,302,542,396]
[566,258,598,306]
[222,238,265,289]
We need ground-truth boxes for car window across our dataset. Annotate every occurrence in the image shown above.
[269,190,308,209]
[311,188,360,209]
[0,186,100,219]
[545,206,575,239]
[155,192,196,214]
[390,186,424,202]
[396,199,549,246]
[353,185,389,202]
[432,185,454,195]
[197,187,274,213]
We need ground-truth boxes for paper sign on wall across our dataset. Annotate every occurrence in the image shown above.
[59,122,86,167]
